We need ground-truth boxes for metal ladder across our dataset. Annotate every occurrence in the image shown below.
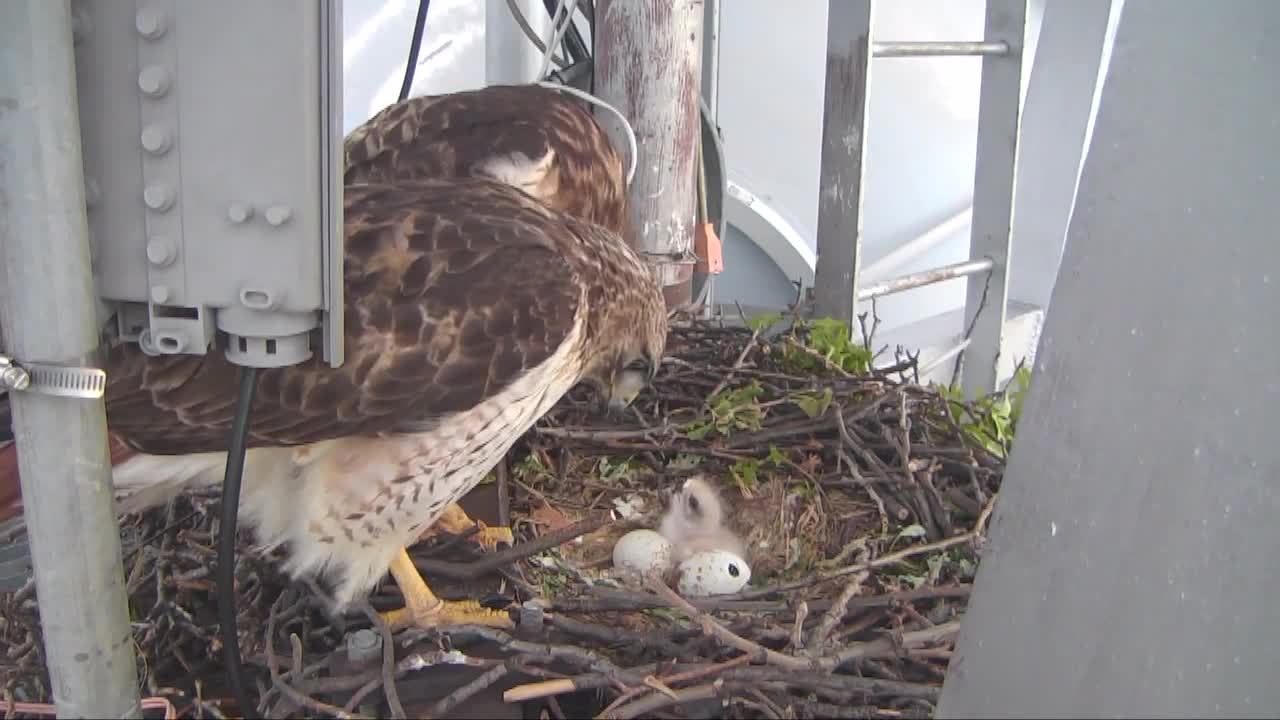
[811,0,1027,398]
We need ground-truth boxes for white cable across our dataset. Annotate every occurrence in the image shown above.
[536,0,579,81]
[536,81,638,188]
[503,0,638,188]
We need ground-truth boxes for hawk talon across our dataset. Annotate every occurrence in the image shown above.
[379,598,514,633]
[381,547,515,634]
[472,522,515,552]
[415,502,514,553]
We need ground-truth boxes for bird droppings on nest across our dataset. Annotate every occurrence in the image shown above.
[0,309,1030,719]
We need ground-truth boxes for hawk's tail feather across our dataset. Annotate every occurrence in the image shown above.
[111,451,230,517]
[0,437,212,592]
[0,435,215,525]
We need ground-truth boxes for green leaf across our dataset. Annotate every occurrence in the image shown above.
[731,459,760,489]
[766,445,789,468]
[684,420,714,440]
[791,387,834,419]
[746,312,783,332]
[597,456,641,483]
[667,453,703,470]
[896,523,928,540]
[900,573,928,589]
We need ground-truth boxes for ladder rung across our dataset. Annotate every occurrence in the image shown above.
[873,41,1011,58]
[858,258,994,301]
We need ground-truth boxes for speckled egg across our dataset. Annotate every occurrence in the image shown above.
[676,550,751,597]
[612,529,676,577]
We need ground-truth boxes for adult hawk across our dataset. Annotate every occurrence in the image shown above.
[4,178,666,632]
[0,83,650,620]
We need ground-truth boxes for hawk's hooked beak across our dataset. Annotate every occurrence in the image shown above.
[606,390,639,417]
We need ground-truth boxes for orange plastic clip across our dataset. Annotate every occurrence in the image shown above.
[694,222,724,274]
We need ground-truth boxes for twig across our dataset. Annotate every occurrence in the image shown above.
[536,425,673,441]
[413,514,610,580]
[644,575,913,673]
[807,565,868,656]
[789,600,808,651]
[594,654,752,718]
[399,626,644,687]
[266,593,366,720]
[360,603,405,720]
[950,267,993,387]
[430,665,508,717]
[705,323,763,402]
[606,683,720,720]
[738,494,997,598]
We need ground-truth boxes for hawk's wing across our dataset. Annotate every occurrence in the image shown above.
[100,178,589,455]
[343,84,631,238]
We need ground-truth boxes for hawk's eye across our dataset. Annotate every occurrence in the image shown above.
[625,357,650,374]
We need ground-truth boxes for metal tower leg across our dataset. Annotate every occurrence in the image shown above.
[0,1,142,717]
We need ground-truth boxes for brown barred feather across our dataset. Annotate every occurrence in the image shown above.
[100,178,665,456]
[343,83,632,241]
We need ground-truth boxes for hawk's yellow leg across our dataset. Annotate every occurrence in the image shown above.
[379,548,514,632]
[414,502,514,552]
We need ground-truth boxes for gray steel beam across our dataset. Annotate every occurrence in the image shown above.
[938,1,1280,716]
[812,0,874,328]
[959,0,1027,397]
[1006,0,1119,311]
[0,1,142,717]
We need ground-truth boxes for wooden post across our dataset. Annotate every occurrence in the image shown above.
[593,1,703,308]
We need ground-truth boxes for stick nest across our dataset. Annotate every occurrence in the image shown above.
[0,311,1016,719]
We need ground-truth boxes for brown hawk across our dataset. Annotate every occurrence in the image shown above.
[1,177,667,631]
[344,83,632,240]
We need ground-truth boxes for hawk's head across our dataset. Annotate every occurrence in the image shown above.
[579,265,668,415]
[598,294,668,413]
[666,475,728,537]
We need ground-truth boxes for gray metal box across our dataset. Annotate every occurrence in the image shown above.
[72,0,344,368]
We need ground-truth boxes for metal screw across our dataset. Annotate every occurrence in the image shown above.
[143,184,174,211]
[146,238,175,266]
[135,7,167,39]
[140,125,171,155]
[346,629,381,664]
[227,203,253,224]
[0,357,30,392]
[264,205,292,226]
[137,66,170,97]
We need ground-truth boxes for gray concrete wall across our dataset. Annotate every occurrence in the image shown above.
[937,1,1280,716]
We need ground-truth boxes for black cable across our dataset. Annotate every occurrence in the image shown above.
[398,0,432,103]
[217,365,258,717]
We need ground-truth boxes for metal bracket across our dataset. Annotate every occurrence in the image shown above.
[0,353,106,399]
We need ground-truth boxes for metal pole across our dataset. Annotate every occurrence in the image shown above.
[858,258,994,301]
[593,0,703,308]
[0,2,142,718]
[872,41,1010,57]
[812,0,875,328]
[959,0,1027,398]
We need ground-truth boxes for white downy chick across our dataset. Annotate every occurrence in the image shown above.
[658,475,747,563]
